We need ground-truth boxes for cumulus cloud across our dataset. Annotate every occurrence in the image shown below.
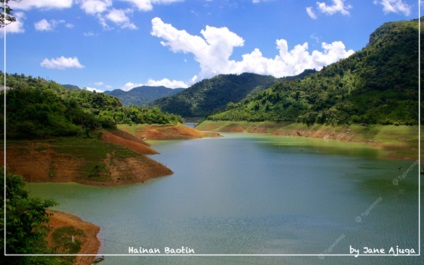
[94,81,104,86]
[121,78,188,91]
[40,56,85,69]
[79,0,112,15]
[151,17,354,80]
[35,19,53,31]
[4,12,25,33]
[122,0,184,11]
[106,9,137,29]
[34,19,67,31]
[317,0,352,15]
[10,0,73,10]
[145,78,188,88]
[308,0,352,18]
[84,87,105,93]
[373,0,411,16]
[306,7,317,19]
[122,82,143,91]
[152,17,245,78]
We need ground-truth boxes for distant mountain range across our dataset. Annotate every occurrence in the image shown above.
[62,84,185,106]
[152,71,315,117]
[104,86,184,106]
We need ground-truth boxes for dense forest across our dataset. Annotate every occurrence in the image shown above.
[209,18,421,125]
[105,86,184,106]
[1,169,61,265]
[0,72,182,139]
[152,73,281,117]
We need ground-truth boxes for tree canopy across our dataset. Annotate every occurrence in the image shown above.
[208,18,421,126]
[0,169,58,265]
[0,72,183,139]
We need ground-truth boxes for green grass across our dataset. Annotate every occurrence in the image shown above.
[197,121,422,161]
[51,226,85,264]
[3,133,145,182]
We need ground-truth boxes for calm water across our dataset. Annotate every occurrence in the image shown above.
[28,133,422,264]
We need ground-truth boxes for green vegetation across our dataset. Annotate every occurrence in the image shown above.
[197,120,421,160]
[0,169,60,265]
[0,72,183,139]
[208,18,421,126]
[152,72,281,117]
[104,86,184,106]
[50,226,84,264]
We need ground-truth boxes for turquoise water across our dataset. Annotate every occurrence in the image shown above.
[28,133,422,264]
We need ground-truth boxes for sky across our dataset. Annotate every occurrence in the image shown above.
[1,0,421,92]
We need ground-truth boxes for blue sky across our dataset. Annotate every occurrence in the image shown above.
[1,0,420,91]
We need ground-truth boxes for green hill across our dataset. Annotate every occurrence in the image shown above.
[152,73,284,117]
[104,86,184,106]
[208,18,421,126]
[0,72,182,139]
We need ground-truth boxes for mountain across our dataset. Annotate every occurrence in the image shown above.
[152,72,313,117]
[208,18,421,126]
[62,84,81,91]
[104,86,184,106]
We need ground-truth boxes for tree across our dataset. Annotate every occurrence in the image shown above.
[0,168,58,264]
[0,0,16,28]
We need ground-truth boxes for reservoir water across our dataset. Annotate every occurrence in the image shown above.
[28,133,422,264]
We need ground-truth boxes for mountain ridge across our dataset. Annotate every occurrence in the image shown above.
[152,71,316,117]
[207,18,421,125]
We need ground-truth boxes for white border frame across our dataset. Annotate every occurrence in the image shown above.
[2,0,422,259]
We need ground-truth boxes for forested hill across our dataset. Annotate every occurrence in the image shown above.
[104,86,184,106]
[152,73,282,117]
[209,18,421,125]
[0,73,182,139]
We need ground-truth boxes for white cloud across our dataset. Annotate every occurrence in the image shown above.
[65,23,75,29]
[34,19,54,31]
[121,78,188,91]
[122,0,183,11]
[373,0,411,16]
[106,9,137,29]
[35,19,71,31]
[306,7,317,19]
[79,0,112,14]
[145,78,188,88]
[94,81,104,86]
[4,12,25,33]
[10,0,73,10]
[317,0,352,16]
[40,56,85,69]
[122,82,143,91]
[84,87,105,93]
[151,17,245,78]
[151,17,354,80]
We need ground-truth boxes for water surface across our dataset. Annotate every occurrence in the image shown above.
[28,133,422,264]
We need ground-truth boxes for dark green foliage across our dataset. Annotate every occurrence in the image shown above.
[0,169,60,265]
[0,72,183,139]
[152,73,281,117]
[209,18,421,125]
[104,86,184,106]
[61,84,80,91]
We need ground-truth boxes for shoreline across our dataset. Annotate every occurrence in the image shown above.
[196,121,422,161]
[46,210,100,265]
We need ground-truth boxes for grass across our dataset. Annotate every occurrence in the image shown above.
[51,226,85,264]
[3,133,144,182]
[197,121,422,161]
[48,136,142,181]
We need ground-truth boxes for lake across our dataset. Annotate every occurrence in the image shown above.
[28,133,422,264]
